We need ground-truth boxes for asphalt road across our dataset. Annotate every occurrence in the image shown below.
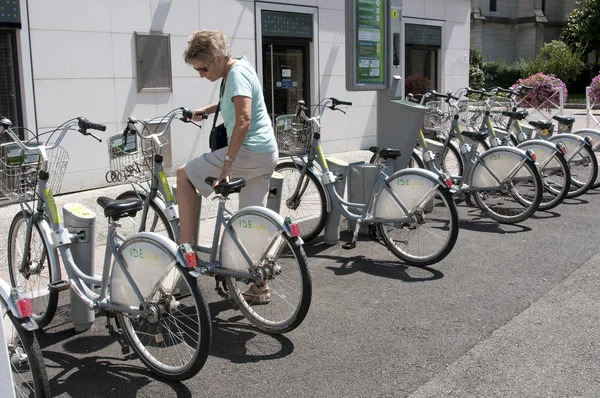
[21,185,600,398]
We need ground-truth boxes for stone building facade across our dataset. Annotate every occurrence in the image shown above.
[471,0,578,62]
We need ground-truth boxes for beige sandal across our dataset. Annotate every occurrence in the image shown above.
[242,284,271,305]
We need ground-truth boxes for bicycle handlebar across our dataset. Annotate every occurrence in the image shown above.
[124,107,197,144]
[0,116,105,154]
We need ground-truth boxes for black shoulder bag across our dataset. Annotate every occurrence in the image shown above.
[209,81,228,151]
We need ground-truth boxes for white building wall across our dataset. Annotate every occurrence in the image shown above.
[17,0,469,193]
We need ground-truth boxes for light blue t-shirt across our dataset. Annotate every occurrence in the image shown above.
[220,56,277,153]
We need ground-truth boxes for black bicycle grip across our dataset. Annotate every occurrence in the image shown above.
[78,117,107,131]
[336,99,352,106]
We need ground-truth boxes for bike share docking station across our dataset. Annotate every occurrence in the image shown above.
[341,0,426,237]
[63,203,97,332]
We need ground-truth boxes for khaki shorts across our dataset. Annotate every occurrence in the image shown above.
[183,146,278,209]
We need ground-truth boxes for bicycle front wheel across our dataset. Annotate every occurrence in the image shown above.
[115,236,211,381]
[116,190,175,240]
[375,173,459,266]
[8,211,58,328]
[472,159,542,224]
[565,144,598,198]
[222,209,312,334]
[2,301,51,397]
[276,161,327,242]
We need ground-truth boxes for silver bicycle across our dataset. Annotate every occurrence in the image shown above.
[2,116,211,381]
[112,108,312,334]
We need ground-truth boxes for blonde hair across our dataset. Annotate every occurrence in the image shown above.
[184,30,231,64]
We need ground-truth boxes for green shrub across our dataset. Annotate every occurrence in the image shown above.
[482,60,526,89]
[469,65,485,89]
[470,46,485,69]
[524,40,585,87]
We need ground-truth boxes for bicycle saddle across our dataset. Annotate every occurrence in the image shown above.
[528,120,553,130]
[501,110,528,120]
[460,129,489,142]
[552,115,575,126]
[369,146,401,160]
[97,196,143,219]
[205,177,246,196]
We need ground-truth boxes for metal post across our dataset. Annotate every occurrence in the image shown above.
[63,203,96,332]
[324,157,349,244]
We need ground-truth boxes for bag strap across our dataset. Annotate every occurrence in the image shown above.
[211,80,224,131]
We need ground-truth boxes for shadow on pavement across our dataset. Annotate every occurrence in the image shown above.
[41,350,192,397]
[303,236,445,282]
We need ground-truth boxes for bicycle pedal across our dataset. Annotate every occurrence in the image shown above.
[342,241,356,250]
[49,280,71,292]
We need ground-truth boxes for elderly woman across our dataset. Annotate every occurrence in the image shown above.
[178,30,278,303]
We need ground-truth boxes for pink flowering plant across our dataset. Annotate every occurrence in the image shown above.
[589,74,600,107]
[512,73,568,109]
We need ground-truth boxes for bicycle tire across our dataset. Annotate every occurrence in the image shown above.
[472,158,543,224]
[116,190,175,240]
[222,209,312,334]
[571,130,600,189]
[2,302,52,397]
[374,174,459,266]
[564,144,598,198]
[517,143,570,211]
[438,140,464,180]
[275,161,327,243]
[115,236,211,381]
[7,211,58,328]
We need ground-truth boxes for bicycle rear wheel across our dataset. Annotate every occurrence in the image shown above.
[115,236,211,381]
[7,211,58,328]
[276,161,326,243]
[2,301,51,397]
[116,190,175,240]
[222,209,312,334]
[375,172,459,266]
[472,159,542,223]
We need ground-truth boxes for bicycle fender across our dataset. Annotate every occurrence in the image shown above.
[571,129,600,150]
[547,133,591,149]
[471,146,532,188]
[219,206,304,272]
[516,139,563,164]
[374,168,447,219]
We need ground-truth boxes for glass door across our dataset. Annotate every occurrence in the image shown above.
[262,40,310,122]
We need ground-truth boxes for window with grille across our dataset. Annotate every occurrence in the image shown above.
[0,29,22,128]
[135,32,172,92]
[490,0,497,12]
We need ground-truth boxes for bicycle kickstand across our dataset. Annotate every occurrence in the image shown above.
[342,219,362,250]
[214,277,240,311]
[105,311,131,355]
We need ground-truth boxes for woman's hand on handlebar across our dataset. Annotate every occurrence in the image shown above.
[192,108,209,122]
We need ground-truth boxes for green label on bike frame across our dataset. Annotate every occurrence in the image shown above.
[419,130,428,149]
[46,188,61,224]
[317,145,328,171]
[158,171,173,202]
[456,123,465,143]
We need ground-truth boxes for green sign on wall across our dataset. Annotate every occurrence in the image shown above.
[346,0,388,91]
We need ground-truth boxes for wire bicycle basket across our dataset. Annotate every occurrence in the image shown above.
[275,114,313,156]
[0,142,69,205]
[106,134,154,185]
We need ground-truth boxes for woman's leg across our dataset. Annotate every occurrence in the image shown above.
[176,166,199,244]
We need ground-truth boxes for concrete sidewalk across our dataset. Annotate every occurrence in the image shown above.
[410,252,600,397]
